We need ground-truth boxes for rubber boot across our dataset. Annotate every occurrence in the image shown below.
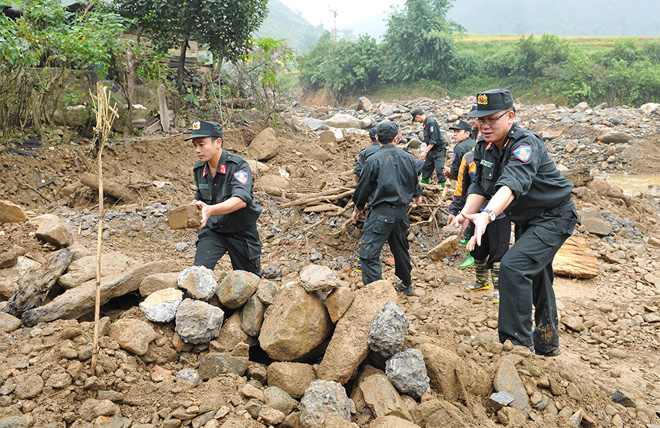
[440,182,445,188]
[420,177,430,184]
[490,262,500,303]
[459,251,475,269]
[464,259,490,292]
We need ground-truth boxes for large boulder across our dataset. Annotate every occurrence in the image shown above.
[216,270,259,309]
[325,114,361,129]
[59,252,133,289]
[0,200,28,223]
[258,283,333,361]
[317,280,397,384]
[250,127,279,161]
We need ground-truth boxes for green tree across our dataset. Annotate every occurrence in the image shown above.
[381,0,463,82]
[114,0,268,95]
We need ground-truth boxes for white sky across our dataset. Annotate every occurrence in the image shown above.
[279,0,402,31]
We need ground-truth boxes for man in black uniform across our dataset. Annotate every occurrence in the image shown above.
[468,105,480,141]
[353,125,381,182]
[187,120,262,276]
[352,121,422,295]
[411,108,446,187]
[452,89,577,356]
[444,119,476,181]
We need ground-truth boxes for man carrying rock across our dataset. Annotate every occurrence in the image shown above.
[452,89,577,356]
[352,121,422,295]
[411,108,446,187]
[187,120,262,276]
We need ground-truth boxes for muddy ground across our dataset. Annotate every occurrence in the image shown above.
[0,98,659,428]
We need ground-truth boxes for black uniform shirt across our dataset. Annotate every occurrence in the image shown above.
[449,137,476,178]
[423,116,445,151]
[468,123,573,224]
[193,150,262,233]
[353,145,423,211]
[353,142,381,177]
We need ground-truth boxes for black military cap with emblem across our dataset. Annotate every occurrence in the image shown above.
[377,121,399,140]
[369,125,379,142]
[184,120,223,140]
[410,108,424,119]
[449,119,472,132]
[468,89,513,118]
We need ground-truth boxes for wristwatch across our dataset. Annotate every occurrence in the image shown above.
[483,208,496,222]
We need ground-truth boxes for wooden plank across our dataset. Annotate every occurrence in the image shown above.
[158,84,170,133]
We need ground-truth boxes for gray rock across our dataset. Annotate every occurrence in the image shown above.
[300,380,352,428]
[175,298,224,344]
[177,266,217,301]
[217,270,259,309]
[303,118,329,131]
[176,368,200,386]
[264,386,298,416]
[174,242,188,252]
[139,288,183,323]
[241,293,265,336]
[198,353,248,379]
[487,391,515,412]
[0,416,32,428]
[597,131,631,144]
[611,389,636,407]
[493,359,529,411]
[256,280,278,305]
[325,113,361,129]
[385,349,430,400]
[368,302,409,358]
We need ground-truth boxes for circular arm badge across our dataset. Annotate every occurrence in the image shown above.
[234,170,249,184]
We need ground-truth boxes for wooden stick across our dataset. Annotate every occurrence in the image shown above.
[280,188,354,208]
[90,82,117,377]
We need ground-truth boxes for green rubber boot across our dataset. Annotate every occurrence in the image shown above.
[490,262,501,303]
[420,177,430,184]
[459,251,475,269]
[440,182,445,188]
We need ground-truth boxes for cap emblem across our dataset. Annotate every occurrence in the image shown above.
[192,121,201,130]
[477,94,488,105]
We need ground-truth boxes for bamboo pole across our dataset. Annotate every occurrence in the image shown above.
[90,82,118,376]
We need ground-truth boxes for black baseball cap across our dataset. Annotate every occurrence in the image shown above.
[449,119,472,132]
[369,126,379,142]
[377,121,398,140]
[184,120,223,140]
[468,89,513,118]
[410,108,424,119]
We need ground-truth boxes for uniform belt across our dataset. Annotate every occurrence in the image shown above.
[376,203,407,209]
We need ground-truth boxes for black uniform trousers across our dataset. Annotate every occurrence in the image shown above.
[194,224,262,277]
[359,206,411,286]
[470,216,511,268]
[498,201,577,354]
[421,148,446,184]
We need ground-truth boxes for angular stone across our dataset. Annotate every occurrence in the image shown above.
[427,236,460,261]
[166,205,201,229]
[139,272,180,297]
[241,293,265,336]
[259,406,286,425]
[0,244,26,269]
[300,264,342,293]
[317,280,397,384]
[325,114,361,129]
[198,353,248,379]
[259,283,332,361]
[0,200,28,223]
[264,386,298,415]
[325,286,355,323]
[59,252,133,289]
[354,368,411,420]
[300,380,351,428]
[487,391,515,412]
[256,279,278,305]
[385,349,430,400]
[178,266,217,301]
[139,287,183,323]
[210,311,253,353]
[267,362,316,399]
[14,374,44,399]
[358,97,372,112]
[493,359,529,411]
[0,256,41,299]
[596,131,631,144]
[368,415,420,428]
[250,127,279,161]
[553,236,599,279]
[217,270,259,309]
[369,302,409,358]
[562,315,585,332]
[32,214,72,247]
[0,312,21,333]
[175,298,224,344]
[109,318,157,356]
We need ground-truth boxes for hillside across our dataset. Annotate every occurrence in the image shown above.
[256,0,324,52]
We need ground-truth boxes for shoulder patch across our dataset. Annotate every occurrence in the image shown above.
[513,145,532,162]
[234,170,249,184]
[429,125,435,133]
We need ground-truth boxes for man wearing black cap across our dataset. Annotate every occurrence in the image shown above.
[452,89,577,356]
[186,120,262,276]
[444,119,476,181]
[352,121,422,295]
[411,108,446,187]
[353,125,381,182]
[468,105,480,141]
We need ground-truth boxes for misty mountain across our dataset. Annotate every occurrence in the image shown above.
[256,0,324,51]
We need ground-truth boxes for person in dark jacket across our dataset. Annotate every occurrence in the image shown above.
[187,120,262,276]
[352,121,422,295]
[411,108,446,187]
[452,89,577,356]
[353,125,381,182]
[444,119,476,181]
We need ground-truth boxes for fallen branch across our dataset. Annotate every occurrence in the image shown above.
[281,188,354,208]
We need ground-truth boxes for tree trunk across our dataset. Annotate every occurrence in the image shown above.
[177,38,189,95]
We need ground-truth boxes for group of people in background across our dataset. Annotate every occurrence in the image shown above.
[351,88,577,357]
